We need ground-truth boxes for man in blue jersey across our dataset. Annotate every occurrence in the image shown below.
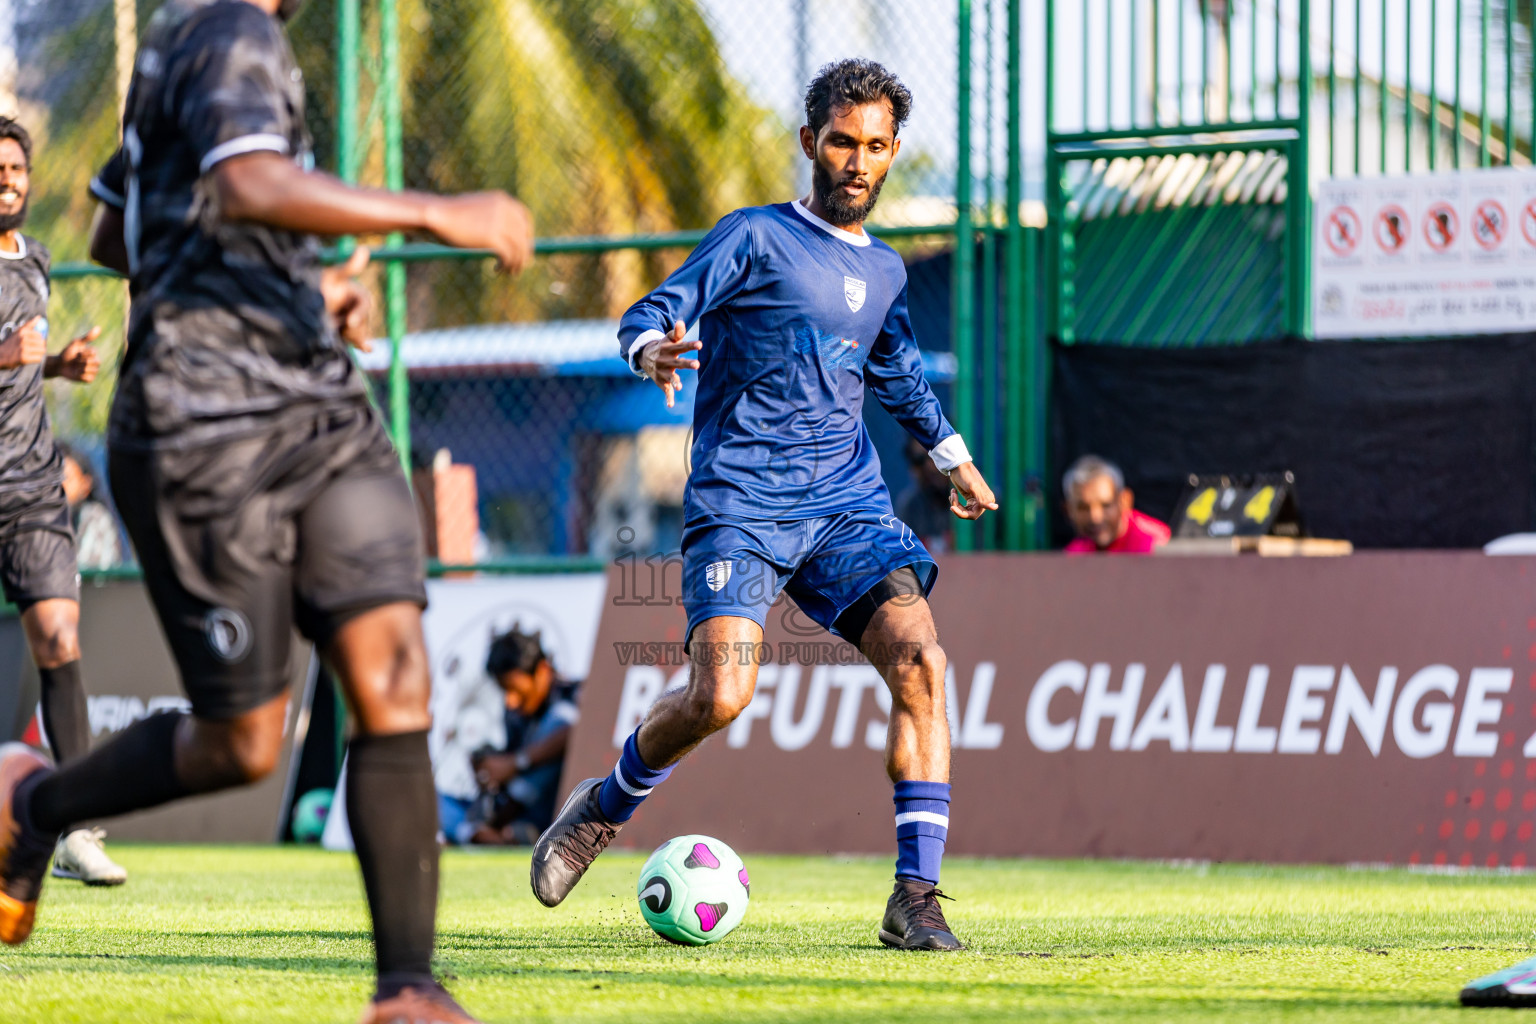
[531,59,996,951]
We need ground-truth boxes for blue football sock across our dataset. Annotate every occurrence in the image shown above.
[596,730,673,823]
[894,780,950,885]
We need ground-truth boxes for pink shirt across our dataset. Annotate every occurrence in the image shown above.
[1066,509,1171,554]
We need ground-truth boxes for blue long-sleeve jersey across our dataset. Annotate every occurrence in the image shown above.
[618,201,959,522]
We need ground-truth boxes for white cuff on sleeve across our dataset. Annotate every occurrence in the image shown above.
[929,434,972,473]
[89,177,126,209]
[200,133,290,174]
[626,328,666,376]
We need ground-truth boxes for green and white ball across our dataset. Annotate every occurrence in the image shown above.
[291,787,332,843]
[636,834,750,945]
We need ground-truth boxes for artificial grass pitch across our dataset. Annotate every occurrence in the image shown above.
[0,846,1532,1022]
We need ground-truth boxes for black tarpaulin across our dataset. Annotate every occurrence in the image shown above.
[1050,335,1536,549]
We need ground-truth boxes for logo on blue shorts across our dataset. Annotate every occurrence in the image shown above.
[705,560,733,592]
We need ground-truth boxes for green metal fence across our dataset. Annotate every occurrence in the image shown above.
[1034,0,1535,548]
[1045,0,1314,347]
[1045,0,1536,352]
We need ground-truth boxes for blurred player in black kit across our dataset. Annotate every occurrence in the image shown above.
[0,1,533,1022]
[0,118,129,888]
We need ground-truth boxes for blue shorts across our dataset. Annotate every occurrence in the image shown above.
[680,508,938,643]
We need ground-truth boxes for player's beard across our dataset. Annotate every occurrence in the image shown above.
[812,159,887,228]
[0,196,28,235]
[277,0,305,21]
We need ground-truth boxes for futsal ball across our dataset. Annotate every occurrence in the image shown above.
[636,834,750,945]
[291,788,332,843]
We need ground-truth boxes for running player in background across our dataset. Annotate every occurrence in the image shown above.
[531,59,996,951]
[0,118,126,887]
[0,2,532,1022]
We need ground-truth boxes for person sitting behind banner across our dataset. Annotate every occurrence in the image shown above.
[1062,454,1170,554]
[59,443,124,569]
[460,625,580,845]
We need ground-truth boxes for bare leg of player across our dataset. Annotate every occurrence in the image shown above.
[530,615,763,907]
[636,616,763,768]
[860,598,949,785]
[860,594,963,951]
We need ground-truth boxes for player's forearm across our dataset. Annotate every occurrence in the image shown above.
[41,355,61,379]
[874,376,955,451]
[215,154,435,238]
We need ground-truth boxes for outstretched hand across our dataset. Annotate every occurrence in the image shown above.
[425,192,535,274]
[948,461,999,520]
[639,319,702,409]
[320,245,373,351]
[47,326,102,383]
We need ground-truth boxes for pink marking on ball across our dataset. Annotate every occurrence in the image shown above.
[686,843,721,869]
[695,901,727,932]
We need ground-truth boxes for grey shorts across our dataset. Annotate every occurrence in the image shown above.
[110,403,427,719]
[0,488,78,610]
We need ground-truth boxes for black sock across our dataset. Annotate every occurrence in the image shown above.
[347,729,438,991]
[22,711,192,836]
[38,661,90,764]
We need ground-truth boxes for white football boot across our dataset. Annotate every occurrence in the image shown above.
[51,828,127,886]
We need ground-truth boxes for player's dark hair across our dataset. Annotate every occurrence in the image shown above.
[804,59,912,138]
[486,623,546,677]
[0,118,32,169]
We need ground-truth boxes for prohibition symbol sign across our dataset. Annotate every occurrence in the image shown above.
[1425,202,1458,251]
[1324,205,1360,256]
[1473,199,1508,251]
[1374,205,1409,253]
[1522,199,1536,247]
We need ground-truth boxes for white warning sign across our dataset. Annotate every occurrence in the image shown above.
[1314,168,1536,338]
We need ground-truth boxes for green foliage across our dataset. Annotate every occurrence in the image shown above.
[390,0,791,326]
[0,846,1532,1022]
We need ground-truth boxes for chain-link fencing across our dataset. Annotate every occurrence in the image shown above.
[23,2,1536,565]
[19,0,1005,566]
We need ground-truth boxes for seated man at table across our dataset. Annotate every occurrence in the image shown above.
[1062,455,1170,554]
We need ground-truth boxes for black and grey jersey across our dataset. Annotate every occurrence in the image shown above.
[90,0,366,450]
[0,236,61,494]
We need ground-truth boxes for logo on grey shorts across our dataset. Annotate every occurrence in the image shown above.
[844,276,866,313]
[203,608,252,664]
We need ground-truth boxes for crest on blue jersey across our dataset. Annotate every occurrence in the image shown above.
[705,560,733,592]
[844,276,866,313]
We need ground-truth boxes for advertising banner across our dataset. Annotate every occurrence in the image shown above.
[566,554,1536,866]
[1315,168,1536,337]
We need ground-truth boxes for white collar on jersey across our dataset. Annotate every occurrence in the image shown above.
[0,235,27,261]
[791,197,872,247]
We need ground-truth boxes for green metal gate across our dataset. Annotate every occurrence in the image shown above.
[1045,0,1314,347]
